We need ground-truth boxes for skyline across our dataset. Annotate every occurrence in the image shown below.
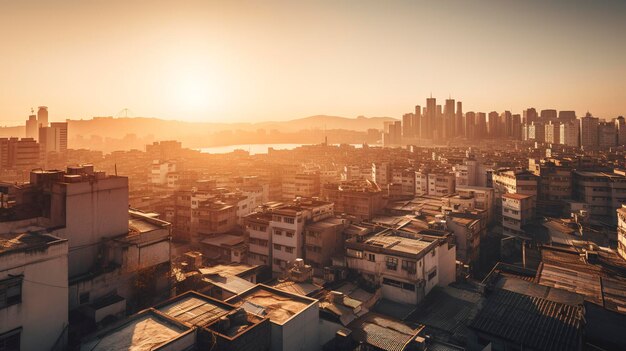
[1,0,625,124]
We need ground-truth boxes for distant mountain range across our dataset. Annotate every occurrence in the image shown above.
[0,114,397,140]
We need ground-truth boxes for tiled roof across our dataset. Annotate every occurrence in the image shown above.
[469,289,584,351]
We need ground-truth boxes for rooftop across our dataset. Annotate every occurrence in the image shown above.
[347,312,422,351]
[469,289,584,351]
[502,193,533,200]
[226,284,316,325]
[80,310,193,351]
[0,231,65,255]
[155,291,232,327]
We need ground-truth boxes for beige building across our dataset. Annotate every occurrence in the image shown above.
[0,231,68,351]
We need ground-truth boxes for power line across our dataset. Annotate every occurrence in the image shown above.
[22,278,68,289]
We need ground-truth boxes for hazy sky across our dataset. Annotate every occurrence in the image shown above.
[1,0,625,124]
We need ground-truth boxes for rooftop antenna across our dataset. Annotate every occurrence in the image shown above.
[31,107,34,114]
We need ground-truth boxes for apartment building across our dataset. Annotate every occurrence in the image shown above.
[391,167,416,196]
[445,211,485,270]
[282,172,320,201]
[560,121,580,147]
[415,170,456,197]
[0,231,68,351]
[244,199,333,274]
[501,193,535,238]
[573,170,626,221]
[454,186,495,223]
[345,229,456,305]
[0,137,40,171]
[150,160,177,186]
[304,217,348,271]
[321,179,385,220]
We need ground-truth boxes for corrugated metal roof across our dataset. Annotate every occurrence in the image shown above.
[469,289,584,351]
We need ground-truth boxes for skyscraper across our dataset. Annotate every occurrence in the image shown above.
[25,113,38,140]
[558,111,576,122]
[444,98,455,139]
[412,105,421,138]
[523,108,538,124]
[37,106,48,128]
[616,116,626,146]
[580,112,599,148]
[455,101,463,137]
[50,122,68,152]
[540,109,557,122]
[402,113,413,139]
[423,97,436,139]
[465,111,476,140]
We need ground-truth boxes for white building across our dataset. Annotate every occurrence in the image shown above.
[150,160,177,186]
[415,171,456,197]
[0,230,68,351]
[345,229,456,305]
[244,199,333,274]
[227,284,320,351]
[456,186,495,223]
[502,193,535,238]
[560,121,580,147]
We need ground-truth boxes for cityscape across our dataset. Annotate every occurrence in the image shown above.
[2,1,626,351]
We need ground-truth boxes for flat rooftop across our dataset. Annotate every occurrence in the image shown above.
[80,310,192,351]
[156,292,232,326]
[0,231,65,255]
[363,233,431,255]
[502,193,533,200]
[227,284,316,324]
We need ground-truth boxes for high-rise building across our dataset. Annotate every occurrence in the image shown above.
[25,113,38,139]
[444,98,455,139]
[50,122,68,152]
[523,108,538,124]
[0,137,40,170]
[501,111,512,138]
[435,104,443,139]
[412,105,421,138]
[580,112,599,148]
[560,121,580,147]
[487,111,499,138]
[558,110,576,122]
[512,114,522,140]
[37,106,48,128]
[456,101,463,137]
[540,109,557,122]
[545,121,560,144]
[476,112,487,138]
[402,113,413,139]
[424,97,436,139]
[465,111,476,139]
[598,121,617,148]
[616,116,626,146]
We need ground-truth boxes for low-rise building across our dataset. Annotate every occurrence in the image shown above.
[227,284,320,351]
[345,229,456,305]
[501,193,535,238]
[0,231,68,351]
[321,179,385,220]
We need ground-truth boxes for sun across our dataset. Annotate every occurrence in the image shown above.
[173,75,215,111]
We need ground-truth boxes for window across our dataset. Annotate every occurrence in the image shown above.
[285,246,294,254]
[273,244,282,251]
[385,257,398,270]
[274,229,283,236]
[286,231,294,238]
[347,249,363,259]
[367,253,375,262]
[428,268,437,281]
[0,276,22,309]
[79,292,90,305]
[401,260,416,274]
[0,328,21,351]
[284,217,295,224]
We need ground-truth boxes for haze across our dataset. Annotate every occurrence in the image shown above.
[1,0,625,124]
